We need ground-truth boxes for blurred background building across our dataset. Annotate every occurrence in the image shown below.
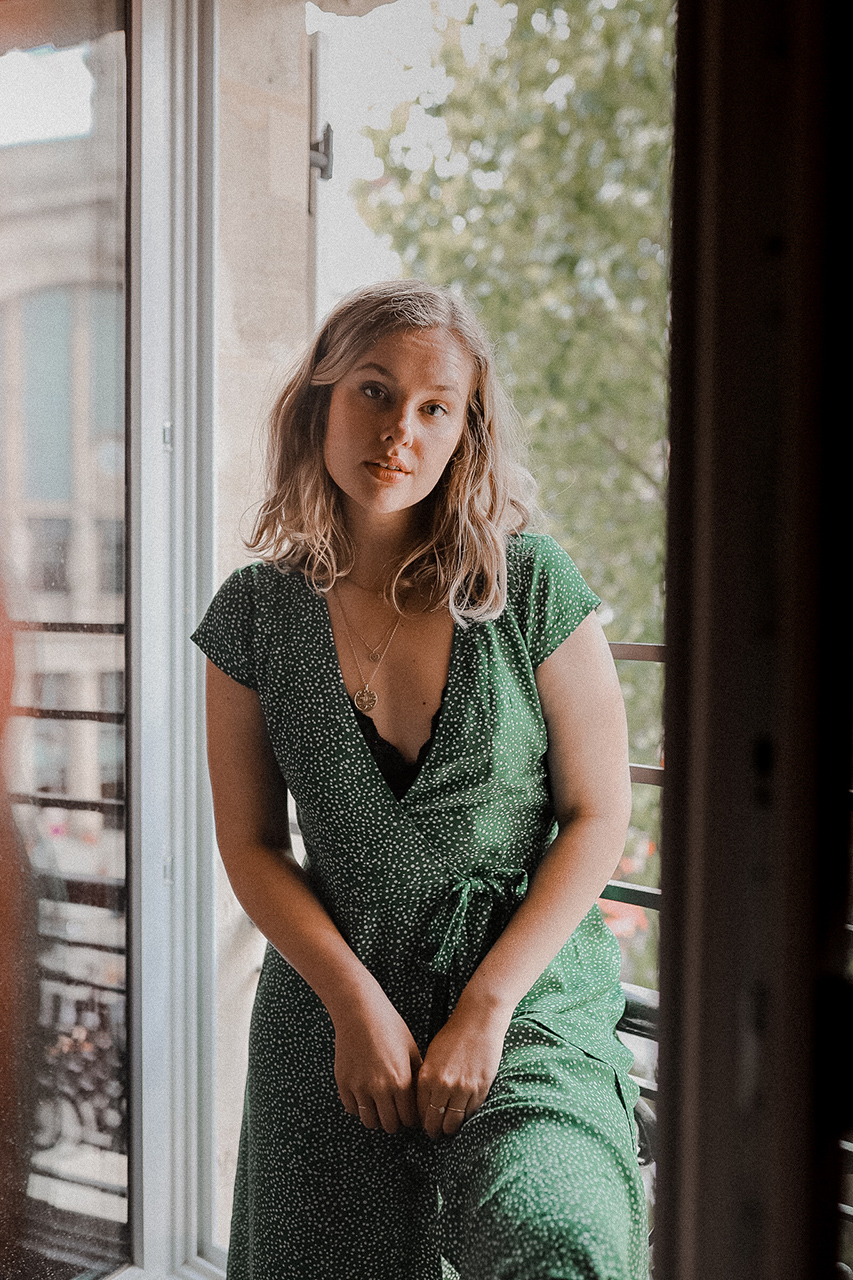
[0,10,129,1271]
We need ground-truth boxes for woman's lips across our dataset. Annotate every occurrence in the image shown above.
[364,459,410,482]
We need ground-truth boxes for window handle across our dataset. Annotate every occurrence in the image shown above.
[309,122,333,180]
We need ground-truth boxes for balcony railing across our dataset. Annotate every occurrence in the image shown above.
[9,618,128,1274]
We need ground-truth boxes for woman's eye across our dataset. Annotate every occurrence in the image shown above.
[423,403,447,417]
[362,383,386,400]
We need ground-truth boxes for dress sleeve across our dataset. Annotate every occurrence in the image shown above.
[522,535,601,668]
[190,566,258,690]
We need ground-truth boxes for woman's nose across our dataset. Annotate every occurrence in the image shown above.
[383,402,415,443]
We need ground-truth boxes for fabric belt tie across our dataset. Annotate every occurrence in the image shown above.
[426,866,529,977]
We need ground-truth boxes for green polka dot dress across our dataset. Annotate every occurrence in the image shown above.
[192,532,648,1280]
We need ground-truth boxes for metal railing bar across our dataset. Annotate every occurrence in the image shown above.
[11,621,125,634]
[35,872,125,890]
[630,763,664,786]
[37,977,126,1006]
[33,873,125,913]
[10,793,123,815]
[620,983,660,1039]
[609,643,666,662]
[11,706,125,724]
[633,1076,658,1101]
[839,1139,853,1182]
[38,933,125,956]
[601,880,661,910]
[37,966,124,994]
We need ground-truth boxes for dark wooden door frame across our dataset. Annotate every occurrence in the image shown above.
[658,1,851,1276]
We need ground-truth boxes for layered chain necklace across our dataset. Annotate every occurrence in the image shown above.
[333,588,402,713]
[349,613,399,663]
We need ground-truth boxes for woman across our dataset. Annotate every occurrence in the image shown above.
[193,280,647,1279]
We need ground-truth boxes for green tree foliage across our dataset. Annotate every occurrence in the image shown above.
[358,0,673,637]
[357,0,675,985]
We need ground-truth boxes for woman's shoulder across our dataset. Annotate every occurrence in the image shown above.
[503,532,601,663]
[505,531,585,584]
[506,530,563,561]
[214,559,306,604]
[194,560,312,644]
[191,562,314,688]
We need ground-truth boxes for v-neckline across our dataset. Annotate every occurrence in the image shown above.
[316,583,462,803]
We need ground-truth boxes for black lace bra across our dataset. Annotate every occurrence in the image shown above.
[350,692,446,800]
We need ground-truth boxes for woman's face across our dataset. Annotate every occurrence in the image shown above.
[323,327,474,528]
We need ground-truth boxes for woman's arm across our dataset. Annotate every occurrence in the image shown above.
[417,609,632,1137]
[205,659,422,1133]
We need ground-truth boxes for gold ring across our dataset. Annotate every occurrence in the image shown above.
[446,1107,466,1114]
[357,1104,372,1111]
[429,1103,446,1114]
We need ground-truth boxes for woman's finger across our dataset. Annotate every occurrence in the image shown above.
[394,1084,420,1129]
[442,1100,470,1136]
[338,1084,359,1117]
[356,1099,380,1130]
[423,1097,451,1140]
[373,1094,402,1134]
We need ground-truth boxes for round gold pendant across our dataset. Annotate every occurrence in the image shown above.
[354,687,378,713]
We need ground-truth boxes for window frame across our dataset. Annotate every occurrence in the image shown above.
[123,0,221,1273]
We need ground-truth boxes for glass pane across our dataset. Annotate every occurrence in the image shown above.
[0,2,128,1273]
[23,291,74,502]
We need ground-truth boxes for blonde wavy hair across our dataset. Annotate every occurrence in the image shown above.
[246,280,537,623]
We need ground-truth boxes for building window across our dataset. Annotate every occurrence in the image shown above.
[99,670,124,829]
[99,669,124,713]
[97,519,124,595]
[22,288,74,503]
[28,517,71,593]
[33,671,72,710]
[32,723,69,795]
[32,674,72,796]
[90,286,124,441]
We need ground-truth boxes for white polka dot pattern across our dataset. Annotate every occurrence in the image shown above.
[191,533,648,1280]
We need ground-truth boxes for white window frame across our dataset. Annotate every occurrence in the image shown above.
[123,0,222,1273]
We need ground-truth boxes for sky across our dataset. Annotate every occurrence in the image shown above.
[0,45,93,147]
[306,0,513,322]
[307,0,445,321]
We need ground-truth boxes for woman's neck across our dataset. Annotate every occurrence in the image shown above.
[342,503,425,594]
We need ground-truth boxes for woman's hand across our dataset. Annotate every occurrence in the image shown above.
[332,989,423,1135]
[417,1000,511,1139]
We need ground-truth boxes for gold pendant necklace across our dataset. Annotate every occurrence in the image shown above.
[334,590,401,713]
[342,612,398,663]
